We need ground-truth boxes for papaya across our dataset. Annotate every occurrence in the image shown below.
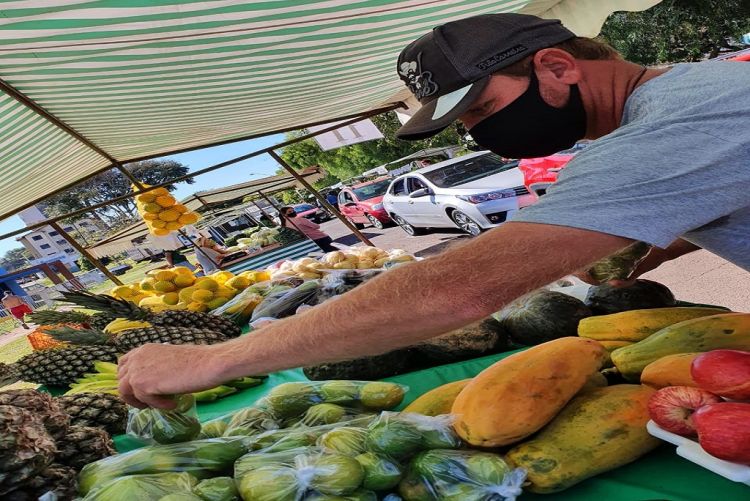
[597,340,632,352]
[451,337,608,447]
[578,307,728,342]
[611,313,750,381]
[640,353,700,388]
[403,379,470,416]
[506,385,659,493]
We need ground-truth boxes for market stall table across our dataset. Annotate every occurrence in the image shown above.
[111,350,749,500]
[221,239,321,274]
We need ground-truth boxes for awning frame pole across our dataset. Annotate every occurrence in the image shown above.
[268,151,374,247]
[49,221,123,286]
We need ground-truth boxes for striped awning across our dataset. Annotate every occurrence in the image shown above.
[0,0,659,221]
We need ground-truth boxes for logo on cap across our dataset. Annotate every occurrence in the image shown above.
[398,52,438,100]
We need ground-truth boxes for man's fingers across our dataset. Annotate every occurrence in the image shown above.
[133,388,177,410]
[118,377,146,408]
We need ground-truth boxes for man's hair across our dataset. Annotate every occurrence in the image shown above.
[495,37,620,77]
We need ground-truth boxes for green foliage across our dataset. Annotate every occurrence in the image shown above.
[279,190,304,205]
[78,257,95,272]
[280,112,465,182]
[0,247,32,271]
[600,0,750,64]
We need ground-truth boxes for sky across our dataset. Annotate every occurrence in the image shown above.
[0,133,285,256]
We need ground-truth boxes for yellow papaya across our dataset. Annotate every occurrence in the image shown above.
[451,337,608,447]
[611,312,750,380]
[578,307,728,342]
[506,385,659,493]
[640,352,700,388]
[403,379,470,416]
[597,340,632,352]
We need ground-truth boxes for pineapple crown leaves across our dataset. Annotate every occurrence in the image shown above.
[27,309,92,325]
[59,291,150,320]
[43,326,114,346]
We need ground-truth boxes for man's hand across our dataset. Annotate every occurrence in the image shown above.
[118,343,226,408]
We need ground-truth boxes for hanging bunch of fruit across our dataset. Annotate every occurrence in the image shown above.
[134,185,199,237]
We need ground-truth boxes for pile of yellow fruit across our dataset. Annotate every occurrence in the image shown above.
[109,267,267,313]
[134,185,200,236]
[269,247,416,280]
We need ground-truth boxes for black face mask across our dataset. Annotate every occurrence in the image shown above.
[469,70,587,159]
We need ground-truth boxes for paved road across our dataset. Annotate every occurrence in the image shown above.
[320,218,750,311]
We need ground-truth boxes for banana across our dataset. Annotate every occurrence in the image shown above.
[104,318,152,334]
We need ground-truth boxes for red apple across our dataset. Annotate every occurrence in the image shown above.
[648,386,723,436]
[694,402,750,464]
[691,350,750,400]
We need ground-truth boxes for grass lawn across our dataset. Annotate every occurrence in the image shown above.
[88,259,165,294]
[0,336,36,391]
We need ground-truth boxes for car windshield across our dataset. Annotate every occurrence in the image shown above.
[294,204,315,211]
[352,179,391,200]
[422,154,518,188]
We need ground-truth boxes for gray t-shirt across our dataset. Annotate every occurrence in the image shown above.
[512,61,750,270]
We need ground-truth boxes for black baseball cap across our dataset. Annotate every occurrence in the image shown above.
[395,14,575,140]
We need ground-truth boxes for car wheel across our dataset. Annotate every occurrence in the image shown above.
[392,214,423,236]
[451,210,483,236]
[366,214,384,230]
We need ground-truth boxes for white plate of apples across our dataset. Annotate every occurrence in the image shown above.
[646,349,750,486]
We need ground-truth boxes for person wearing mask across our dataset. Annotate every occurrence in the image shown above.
[117,14,749,409]
[194,236,229,275]
[279,206,337,252]
[164,249,196,271]
[2,291,32,329]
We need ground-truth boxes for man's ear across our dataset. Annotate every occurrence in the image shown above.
[532,48,581,85]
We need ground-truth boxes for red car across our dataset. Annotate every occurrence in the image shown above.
[518,142,589,197]
[337,177,392,229]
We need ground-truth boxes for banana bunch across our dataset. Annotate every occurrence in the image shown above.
[104,318,153,334]
[65,361,120,395]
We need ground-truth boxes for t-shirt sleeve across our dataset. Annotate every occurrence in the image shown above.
[511,124,750,248]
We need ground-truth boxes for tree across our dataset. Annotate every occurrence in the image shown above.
[280,112,467,182]
[0,247,32,271]
[600,0,750,64]
[44,160,194,227]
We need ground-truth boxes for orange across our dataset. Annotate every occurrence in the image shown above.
[178,212,199,224]
[155,195,176,208]
[158,209,180,222]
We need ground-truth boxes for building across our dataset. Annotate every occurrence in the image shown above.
[15,206,102,267]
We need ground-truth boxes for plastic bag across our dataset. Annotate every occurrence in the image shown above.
[257,380,408,419]
[317,426,369,456]
[355,452,404,492]
[81,471,198,501]
[211,278,300,325]
[247,417,373,454]
[78,438,250,495]
[398,450,526,501]
[194,476,239,501]
[309,270,383,306]
[234,447,316,480]
[248,316,280,330]
[127,394,201,444]
[293,403,375,428]
[222,407,280,437]
[251,280,322,321]
[365,413,461,460]
[586,241,652,283]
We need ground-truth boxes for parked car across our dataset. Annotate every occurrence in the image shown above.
[517,141,589,197]
[292,203,330,224]
[383,151,535,236]
[337,178,392,229]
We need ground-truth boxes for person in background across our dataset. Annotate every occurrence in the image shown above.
[194,236,230,275]
[258,214,276,228]
[2,291,32,329]
[279,206,337,252]
[164,249,196,271]
[325,190,339,211]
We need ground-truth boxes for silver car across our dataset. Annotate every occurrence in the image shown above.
[383,151,536,236]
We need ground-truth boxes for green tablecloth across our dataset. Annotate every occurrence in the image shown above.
[112,351,749,501]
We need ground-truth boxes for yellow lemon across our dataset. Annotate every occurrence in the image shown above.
[151,187,169,197]
[194,278,219,292]
[155,195,176,208]
[162,292,180,305]
[191,289,214,303]
[158,209,180,222]
[173,204,188,213]
[143,202,162,214]
[213,286,236,299]
[165,222,183,230]
[155,270,176,282]
[178,212,199,224]
[142,212,159,221]
[173,274,195,288]
[111,286,133,298]
[137,193,157,204]
[178,286,196,303]
[172,266,194,275]
[187,301,209,313]
[206,297,229,310]
[153,280,177,293]
[151,219,167,228]
[152,228,171,236]
[226,276,250,290]
[140,278,156,291]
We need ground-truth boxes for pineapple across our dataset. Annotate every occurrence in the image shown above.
[13,345,118,386]
[56,393,128,435]
[0,389,69,439]
[54,425,116,470]
[0,405,57,495]
[90,312,117,330]
[60,291,242,337]
[27,309,91,326]
[48,325,229,353]
[0,362,20,387]
[4,463,77,501]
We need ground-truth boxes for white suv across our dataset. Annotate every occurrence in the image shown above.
[383,151,535,236]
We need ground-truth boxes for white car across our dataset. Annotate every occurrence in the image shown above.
[383,151,536,236]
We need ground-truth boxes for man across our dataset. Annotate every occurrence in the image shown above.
[118,14,749,408]
[2,291,32,329]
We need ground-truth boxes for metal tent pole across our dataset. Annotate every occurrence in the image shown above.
[267,151,374,247]
[49,221,123,286]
